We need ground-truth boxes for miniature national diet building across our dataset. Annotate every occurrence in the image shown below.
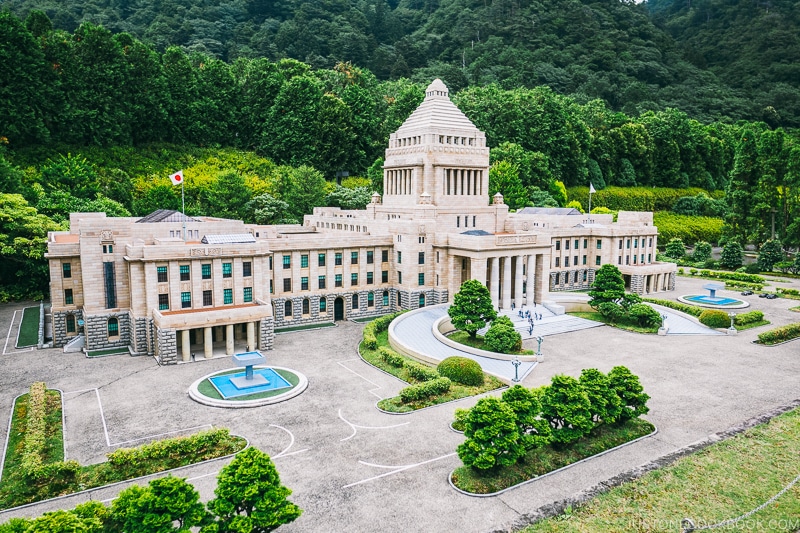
[46,79,677,364]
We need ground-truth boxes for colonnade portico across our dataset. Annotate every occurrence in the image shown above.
[472,253,547,310]
[177,321,259,362]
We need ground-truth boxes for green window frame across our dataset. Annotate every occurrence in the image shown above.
[368,292,374,307]
[318,276,326,289]
[180,265,190,281]
[222,262,232,278]
[597,240,602,249]
[62,263,71,279]
[202,263,211,279]
[301,254,309,268]
[301,277,309,290]
[64,289,73,305]
[224,288,233,305]
[243,287,253,303]
[335,253,342,266]
[320,298,327,312]
[159,294,169,310]
[351,273,358,286]
[418,273,425,285]
[157,266,168,283]
[318,253,326,266]
[367,272,374,284]
[335,274,342,287]
[107,318,119,337]
[283,255,291,269]
[242,262,252,277]
[351,251,358,264]
[181,292,191,308]
[382,291,389,306]
[595,256,601,266]
[367,251,374,264]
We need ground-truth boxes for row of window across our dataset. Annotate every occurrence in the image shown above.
[280,251,389,269]
[276,270,426,292]
[554,238,595,251]
[619,254,652,266]
[282,291,391,317]
[156,262,251,283]
[158,287,253,311]
[619,237,653,249]
[554,256,602,268]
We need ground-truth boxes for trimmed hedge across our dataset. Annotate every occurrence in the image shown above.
[725,281,763,291]
[437,357,484,386]
[652,212,724,246]
[734,310,764,326]
[757,323,800,345]
[777,288,800,297]
[699,309,731,328]
[697,270,765,283]
[378,347,404,368]
[399,377,452,403]
[566,186,723,213]
[642,298,703,317]
[405,361,440,382]
[362,311,405,350]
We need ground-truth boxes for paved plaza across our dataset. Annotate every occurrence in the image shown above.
[0,276,799,532]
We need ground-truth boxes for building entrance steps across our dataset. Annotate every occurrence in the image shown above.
[478,308,604,339]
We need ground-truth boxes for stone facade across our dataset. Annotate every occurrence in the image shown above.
[51,309,83,348]
[45,79,676,366]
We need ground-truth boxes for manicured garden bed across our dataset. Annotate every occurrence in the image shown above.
[755,322,800,345]
[570,311,658,334]
[0,384,246,510]
[86,347,129,357]
[196,368,301,401]
[452,418,655,494]
[16,306,40,348]
[447,330,534,355]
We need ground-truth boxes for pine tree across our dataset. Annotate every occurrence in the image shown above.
[448,279,497,338]
[757,239,784,272]
[457,397,524,470]
[588,264,626,309]
[720,240,743,270]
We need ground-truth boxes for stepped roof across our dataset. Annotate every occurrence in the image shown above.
[394,79,478,134]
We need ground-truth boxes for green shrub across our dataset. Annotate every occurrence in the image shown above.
[399,377,451,403]
[362,331,378,350]
[362,311,404,349]
[627,303,662,328]
[734,310,764,326]
[608,366,650,422]
[20,382,48,477]
[540,375,594,447]
[405,361,440,382]
[566,186,723,213]
[724,281,762,291]
[597,301,625,323]
[452,408,470,432]
[437,356,484,386]
[757,322,800,345]
[699,309,732,328]
[484,323,522,353]
[777,288,800,297]
[642,298,703,317]
[378,347,404,368]
[653,212,724,246]
[457,397,524,470]
[579,369,622,425]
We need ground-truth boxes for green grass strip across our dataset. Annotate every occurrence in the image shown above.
[274,322,335,333]
[16,306,40,348]
[196,368,301,401]
[86,347,129,357]
[521,408,800,532]
[451,418,655,494]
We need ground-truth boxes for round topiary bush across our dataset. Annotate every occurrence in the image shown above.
[437,356,484,386]
[699,309,731,328]
[484,323,522,353]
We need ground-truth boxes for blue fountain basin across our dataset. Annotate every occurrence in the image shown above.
[209,368,291,399]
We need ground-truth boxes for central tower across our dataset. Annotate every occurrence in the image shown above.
[383,79,490,209]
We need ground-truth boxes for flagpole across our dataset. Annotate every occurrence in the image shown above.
[588,185,592,224]
[182,179,186,241]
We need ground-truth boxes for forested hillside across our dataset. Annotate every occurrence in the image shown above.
[1,0,799,126]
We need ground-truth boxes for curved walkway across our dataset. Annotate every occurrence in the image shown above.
[651,305,725,336]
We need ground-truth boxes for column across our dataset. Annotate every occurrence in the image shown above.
[471,257,487,289]
[247,321,255,351]
[526,255,536,306]
[226,324,234,355]
[502,256,512,309]
[203,327,213,359]
[535,254,546,305]
[490,257,499,309]
[181,330,190,362]
[514,255,524,307]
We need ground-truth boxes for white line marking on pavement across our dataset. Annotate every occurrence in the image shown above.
[342,452,458,488]
[337,359,385,399]
[338,409,410,442]
[95,388,112,447]
[187,471,220,482]
[3,310,17,355]
[270,424,306,459]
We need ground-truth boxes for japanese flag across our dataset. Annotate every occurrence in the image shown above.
[169,170,184,186]
[589,182,596,194]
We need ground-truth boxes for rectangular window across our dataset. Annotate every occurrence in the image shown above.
[203,290,212,306]
[368,293,374,307]
[456,217,460,228]
[224,288,233,305]
[641,254,645,263]
[66,315,76,333]
[575,239,579,250]
[157,266,168,283]
[618,256,622,265]
[270,280,273,293]
[383,292,389,306]
[318,276,326,289]
[269,256,273,270]
[243,287,253,303]
[596,256,601,265]
[283,255,291,269]
[301,277,309,290]
[351,251,358,265]
[64,289,73,305]
[158,293,169,310]
[418,273,425,285]
[634,255,638,264]
[597,240,602,249]
[301,254,309,268]
[335,253,342,266]
[626,239,631,249]
[648,253,652,263]
[582,255,587,265]
[565,240,570,250]
[574,256,579,266]
[555,240,561,250]
[649,238,653,247]
[62,263,71,279]
[104,262,116,309]
[108,320,119,336]
[382,270,388,283]
[555,257,560,267]
[335,274,342,287]
[382,250,388,262]
[634,238,639,248]
[626,256,630,265]
[180,264,190,281]
[418,252,425,264]
[367,251,374,264]
[202,263,211,280]
[320,299,327,312]
[318,253,326,267]
[398,272,402,284]
[222,262,232,278]
[583,239,588,249]
[619,239,623,250]
[367,272,373,284]
[398,251,402,264]
[283,278,291,292]
[181,292,191,308]
[351,273,358,286]
[243,261,252,277]
[565,257,570,267]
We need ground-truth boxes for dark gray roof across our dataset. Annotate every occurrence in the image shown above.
[516,207,582,215]
[136,209,201,223]
[201,234,256,244]
[460,229,493,236]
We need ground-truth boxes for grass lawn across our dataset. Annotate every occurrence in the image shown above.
[275,322,335,333]
[360,330,505,413]
[520,408,800,532]
[0,389,245,510]
[451,418,655,495]
[570,311,658,334]
[86,347,129,357]
[734,320,770,331]
[16,306,39,348]
[196,368,301,401]
[447,330,534,355]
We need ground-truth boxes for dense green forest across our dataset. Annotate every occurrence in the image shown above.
[1,6,799,301]
[1,0,799,126]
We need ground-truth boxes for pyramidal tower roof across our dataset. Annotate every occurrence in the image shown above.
[394,79,478,134]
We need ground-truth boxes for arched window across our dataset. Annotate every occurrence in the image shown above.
[367,292,374,307]
[284,300,293,317]
[419,294,426,308]
[352,294,359,309]
[66,314,76,334]
[107,317,119,338]
[302,298,310,315]
[382,291,389,307]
